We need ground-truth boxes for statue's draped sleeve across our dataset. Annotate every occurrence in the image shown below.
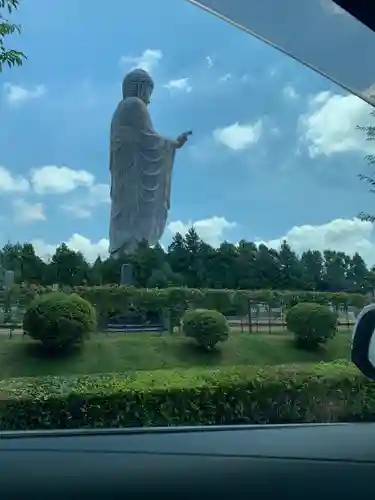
[109,97,176,255]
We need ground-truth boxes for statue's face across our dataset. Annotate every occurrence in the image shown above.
[121,70,154,103]
[141,82,153,105]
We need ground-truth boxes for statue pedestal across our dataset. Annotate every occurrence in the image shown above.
[120,264,134,286]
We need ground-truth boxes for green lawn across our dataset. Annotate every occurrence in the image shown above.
[0,329,351,380]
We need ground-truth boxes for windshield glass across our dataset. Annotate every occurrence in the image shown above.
[189,0,375,106]
[0,0,373,431]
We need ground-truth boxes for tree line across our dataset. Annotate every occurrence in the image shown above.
[1,227,374,293]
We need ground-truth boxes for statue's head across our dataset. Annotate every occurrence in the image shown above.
[122,68,154,105]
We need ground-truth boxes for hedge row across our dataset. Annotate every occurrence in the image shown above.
[0,362,373,430]
[1,286,368,326]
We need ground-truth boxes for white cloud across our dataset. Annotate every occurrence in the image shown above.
[163,78,192,93]
[218,73,251,84]
[32,234,109,263]
[219,73,232,83]
[167,216,237,247]
[0,164,107,220]
[213,121,262,151]
[25,217,375,267]
[299,91,374,157]
[30,165,94,195]
[0,166,29,193]
[269,68,278,78]
[61,206,91,219]
[283,84,299,100]
[119,49,162,73]
[3,83,46,105]
[12,199,46,224]
[60,183,110,218]
[206,56,214,68]
[257,217,375,266]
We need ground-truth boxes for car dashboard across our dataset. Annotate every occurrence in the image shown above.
[0,423,375,499]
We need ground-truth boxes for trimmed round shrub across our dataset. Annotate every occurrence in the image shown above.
[286,302,337,350]
[182,308,229,350]
[23,292,97,350]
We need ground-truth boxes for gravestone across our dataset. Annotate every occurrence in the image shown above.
[120,264,134,286]
[2,270,15,326]
[4,270,14,290]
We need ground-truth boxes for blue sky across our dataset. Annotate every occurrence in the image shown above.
[1,0,375,263]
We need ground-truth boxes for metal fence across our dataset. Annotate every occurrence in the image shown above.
[0,291,26,337]
[227,301,356,334]
[0,293,358,337]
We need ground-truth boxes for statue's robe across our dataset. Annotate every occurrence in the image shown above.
[109,96,176,256]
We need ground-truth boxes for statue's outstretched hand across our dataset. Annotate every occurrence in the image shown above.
[175,130,192,149]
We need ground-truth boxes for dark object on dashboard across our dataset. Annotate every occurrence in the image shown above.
[334,0,375,33]
[352,304,375,380]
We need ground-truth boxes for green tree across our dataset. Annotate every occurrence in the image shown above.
[132,240,166,287]
[183,227,206,288]
[278,240,304,289]
[1,242,23,281]
[147,268,168,288]
[0,236,373,293]
[0,0,26,71]
[168,229,206,288]
[357,111,375,221]
[254,244,282,289]
[167,232,189,280]
[301,250,324,290]
[100,256,121,285]
[236,240,258,289]
[89,256,103,285]
[19,243,46,284]
[210,241,238,289]
[50,244,90,286]
[346,253,369,292]
[322,250,348,292]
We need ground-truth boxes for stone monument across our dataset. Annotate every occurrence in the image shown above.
[120,263,134,287]
[4,270,14,291]
[109,68,192,285]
